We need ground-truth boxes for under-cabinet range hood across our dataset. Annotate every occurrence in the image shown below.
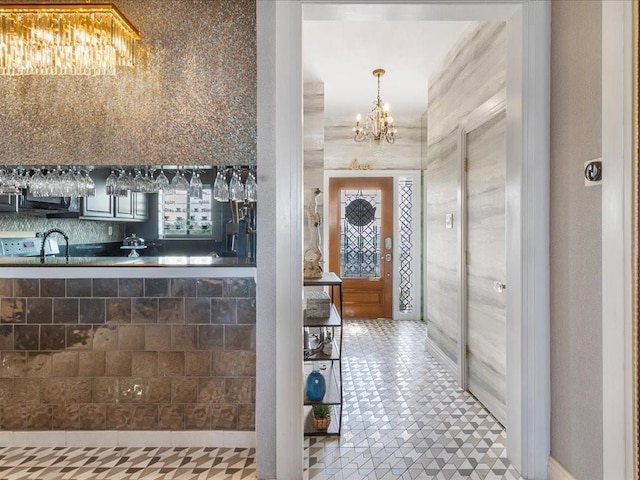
[0,192,80,218]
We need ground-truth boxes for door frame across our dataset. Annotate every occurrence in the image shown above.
[324,169,423,321]
[458,92,507,391]
[601,1,634,478]
[256,1,551,478]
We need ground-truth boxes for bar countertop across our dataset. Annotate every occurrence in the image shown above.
[0,256,256,267]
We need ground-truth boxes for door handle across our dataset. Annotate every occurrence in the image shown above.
[385,254,392,262]
[385,237,392,250]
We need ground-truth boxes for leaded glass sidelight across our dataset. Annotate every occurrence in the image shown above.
[339,189,382,278]
[398,179,414,313]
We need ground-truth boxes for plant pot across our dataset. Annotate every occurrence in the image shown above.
[313,413,331,431]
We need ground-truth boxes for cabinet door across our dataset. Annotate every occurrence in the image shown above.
[133,193,148,221]
[115,193,134,220]
[82,171,114,219]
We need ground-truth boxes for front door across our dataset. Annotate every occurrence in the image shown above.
[329,177,393,319]
[464,108,507,425]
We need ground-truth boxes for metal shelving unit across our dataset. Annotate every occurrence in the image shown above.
[303,272,343,436]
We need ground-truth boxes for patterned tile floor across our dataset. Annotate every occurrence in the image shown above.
[303,319,523,480]
[0,319,521,479]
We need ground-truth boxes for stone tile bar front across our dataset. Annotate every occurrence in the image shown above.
[0,265,256,447]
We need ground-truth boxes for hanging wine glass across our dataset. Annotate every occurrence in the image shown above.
[131,169,145,192]
[83,169,96,197]
[29,168,46,197]
[188,169,203,199]
[171,168,189,191]
[61,168,76,196]
[229,166,244,202]
[115,169,130,197]
[106,169,118,196]
[245,166,257,202]
[143,168,157,193]
[213,166,229,202]
[155,167,172,193]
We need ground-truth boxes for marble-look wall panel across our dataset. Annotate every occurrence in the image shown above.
[324,120,422,171]
[0,0,256,167]
[465,109,507,425]
[0,217,124,245]
[0,276,256,431]
[304,83,325,250]
[425,22,506,367]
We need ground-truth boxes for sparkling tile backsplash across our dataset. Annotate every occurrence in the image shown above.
[0,217,124,245]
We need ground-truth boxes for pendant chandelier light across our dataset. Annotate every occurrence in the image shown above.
[0,3,140,76]
[353,68,397,144]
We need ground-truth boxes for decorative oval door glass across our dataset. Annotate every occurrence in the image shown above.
[340,189,382,278]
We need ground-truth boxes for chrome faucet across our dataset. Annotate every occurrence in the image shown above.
[40,228,69,264]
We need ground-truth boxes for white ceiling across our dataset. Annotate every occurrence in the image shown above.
[303,20,475,121]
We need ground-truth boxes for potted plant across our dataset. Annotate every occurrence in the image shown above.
[312,404,331,431]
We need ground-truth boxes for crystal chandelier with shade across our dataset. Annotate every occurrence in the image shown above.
[353,68,397,144]
[0,3,140,76]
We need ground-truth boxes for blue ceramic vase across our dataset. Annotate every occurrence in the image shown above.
[306,370,326,401]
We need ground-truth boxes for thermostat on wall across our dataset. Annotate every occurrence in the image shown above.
[584,158,602,186]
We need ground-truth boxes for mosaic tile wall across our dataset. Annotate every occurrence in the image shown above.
[0,217,124,245]
[0,0,256,167]
[0,277,256,431]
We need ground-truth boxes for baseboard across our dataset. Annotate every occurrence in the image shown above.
[548,457,578,480]
[0,430,256,448]
[425,336,458,379]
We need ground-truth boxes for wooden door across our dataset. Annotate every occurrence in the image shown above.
[329,177,393,319]
[464,108,507,425]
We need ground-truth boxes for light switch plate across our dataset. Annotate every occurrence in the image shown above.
[445,213,453,229]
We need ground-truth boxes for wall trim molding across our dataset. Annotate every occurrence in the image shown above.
[601,1,634,478]
[548,457,578,480]
[0,431,256,448]
[425,336,458,380]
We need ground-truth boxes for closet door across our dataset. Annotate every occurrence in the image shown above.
[464,108,507,425]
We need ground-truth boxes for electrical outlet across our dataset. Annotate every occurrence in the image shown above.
[108,226,113,235]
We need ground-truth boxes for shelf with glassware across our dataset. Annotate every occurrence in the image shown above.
[303,272,343,437]
[161,188,213,237]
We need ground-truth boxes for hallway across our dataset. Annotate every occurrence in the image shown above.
[303,319,522,480]
[0,319,521,479]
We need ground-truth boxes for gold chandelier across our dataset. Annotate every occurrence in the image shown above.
[353,68,396,144]
[0,3,140,76]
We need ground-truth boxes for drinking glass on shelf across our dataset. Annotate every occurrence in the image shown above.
[245,167,257,202]
[213,166,229,202]
[229,167,244,202]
